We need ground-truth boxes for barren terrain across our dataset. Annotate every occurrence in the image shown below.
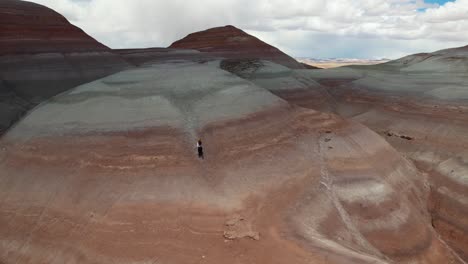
[0,1,467,263]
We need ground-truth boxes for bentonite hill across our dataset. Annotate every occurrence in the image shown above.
[0,1,467,264]
[0,0,132,134]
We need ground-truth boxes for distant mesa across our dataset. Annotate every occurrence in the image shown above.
[169,25,305,69]
[297,58,390,69]
[301,62,322,69]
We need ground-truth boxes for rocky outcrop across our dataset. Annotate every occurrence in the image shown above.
[0,0,132,134]
[170,25,305,69]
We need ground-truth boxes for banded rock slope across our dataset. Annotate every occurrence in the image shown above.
[169,25,305,69]
[0,60,461,263]
[219,59,336,112]
[0,0,132,134]
[287,46,468,261]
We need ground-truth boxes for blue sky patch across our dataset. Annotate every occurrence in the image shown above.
[418,0,454,12]
[424,0,454,5]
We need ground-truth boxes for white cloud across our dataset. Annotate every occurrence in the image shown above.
[28,0,468,59]
[422,0,468,22]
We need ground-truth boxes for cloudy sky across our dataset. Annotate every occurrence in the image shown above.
[30,0,468,59]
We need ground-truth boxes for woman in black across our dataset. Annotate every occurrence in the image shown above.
[197,139,204,159]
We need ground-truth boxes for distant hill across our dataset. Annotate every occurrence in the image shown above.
[169,25,305,69]
[0,0,132,134]
[383,44,468,72]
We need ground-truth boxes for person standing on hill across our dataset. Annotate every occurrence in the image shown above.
[197,139,204,159]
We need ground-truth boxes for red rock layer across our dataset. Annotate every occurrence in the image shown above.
[169,25,304,69]
[0,0,108,55]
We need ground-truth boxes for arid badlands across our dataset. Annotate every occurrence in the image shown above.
[1,1,468,263]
